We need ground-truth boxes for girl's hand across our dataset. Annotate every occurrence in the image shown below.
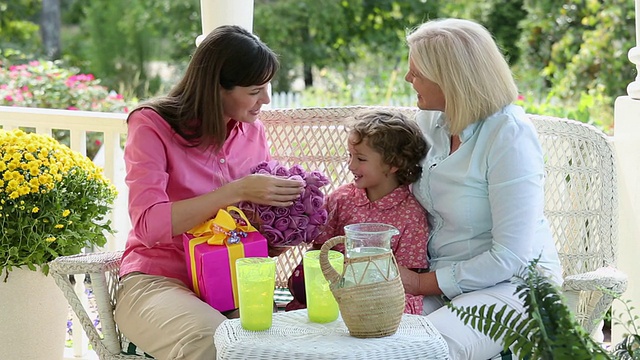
[236,174,304,207]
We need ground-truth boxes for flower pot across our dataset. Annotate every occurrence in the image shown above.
[0,267,67,360]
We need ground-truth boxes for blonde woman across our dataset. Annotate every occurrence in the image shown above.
[401,18,562,359]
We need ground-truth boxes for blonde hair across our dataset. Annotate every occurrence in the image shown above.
[406,18,518,135]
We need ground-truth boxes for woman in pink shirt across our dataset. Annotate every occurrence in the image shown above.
[114,25,304,360]
[287,109,430,314]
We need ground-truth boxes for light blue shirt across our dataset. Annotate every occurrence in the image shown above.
[413,104,562,299]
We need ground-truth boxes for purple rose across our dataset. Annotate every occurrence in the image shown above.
[289,165,306,177]
[290,215,309,229]
[306,171,330,187]
[257,204,272,212]
[255,168,272,175]
[259,208,276,226]
[283,228,306,246]
[274,206,290,218]
[251,161,274,173]
[274,216,291,232]
[307,224,322,243]
[303,195,324,214]
[261,225,285,246]
[289,201,306,216]
[308,209,328,226]
[307,185,324,198]
[288,174,304,184]
[237,202,261,225]
[273,163,290,177]
[305,223,319,242]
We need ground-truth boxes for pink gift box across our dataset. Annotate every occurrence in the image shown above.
[184,231,268,312]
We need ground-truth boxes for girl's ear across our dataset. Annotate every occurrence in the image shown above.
[388,166,399,174]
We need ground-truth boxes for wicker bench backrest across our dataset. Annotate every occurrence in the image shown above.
[263,107,623,334]
[50,106,624,359]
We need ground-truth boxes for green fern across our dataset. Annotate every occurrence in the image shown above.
[447,258,612,359]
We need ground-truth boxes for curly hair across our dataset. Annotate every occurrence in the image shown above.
[348,109,427,185]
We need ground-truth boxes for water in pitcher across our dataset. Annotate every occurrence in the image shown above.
[347,246,399,285]
[342,223,400,286]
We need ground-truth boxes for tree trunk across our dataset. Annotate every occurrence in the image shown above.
[303,63,313,87]
[41,0,61,60]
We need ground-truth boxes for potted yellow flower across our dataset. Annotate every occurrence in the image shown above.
[0,128,117,359]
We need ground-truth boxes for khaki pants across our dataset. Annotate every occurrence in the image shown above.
[114,273,227,360]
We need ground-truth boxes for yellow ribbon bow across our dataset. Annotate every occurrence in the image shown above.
[187,206,257,299]
[188,205,257,245]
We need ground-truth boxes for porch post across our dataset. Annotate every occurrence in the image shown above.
[628,0,640,98]
[197,0,255,46]
[611,0,640,345]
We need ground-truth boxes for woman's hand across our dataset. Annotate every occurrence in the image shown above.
[170,174,303,236]
[399,266,422,295]
[398,266,442,297]
[236,174,304,207]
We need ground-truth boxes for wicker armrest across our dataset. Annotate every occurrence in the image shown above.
[562,266,628,294]
[49,251,123,275]
[49,251,132,359]
[562,266,628,334]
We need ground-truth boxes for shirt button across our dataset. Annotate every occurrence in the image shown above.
[220,158,225,164]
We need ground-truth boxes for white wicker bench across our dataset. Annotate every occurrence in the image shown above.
[49,106,627,359]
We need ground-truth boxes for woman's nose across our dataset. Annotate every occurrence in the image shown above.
[261,92,271,105]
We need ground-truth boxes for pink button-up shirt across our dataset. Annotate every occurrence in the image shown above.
[315,184,429,269]
[313,183,429,314]
[120,108,271,287]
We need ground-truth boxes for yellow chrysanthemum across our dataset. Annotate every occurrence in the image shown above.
[1,128,117,272]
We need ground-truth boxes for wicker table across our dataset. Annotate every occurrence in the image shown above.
[214,309,449,359]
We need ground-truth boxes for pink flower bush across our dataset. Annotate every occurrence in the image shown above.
[0,60,130,113]
[238,161,330,247]
[0,58,134,159]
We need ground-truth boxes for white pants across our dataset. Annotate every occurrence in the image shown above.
[423,282,522,360]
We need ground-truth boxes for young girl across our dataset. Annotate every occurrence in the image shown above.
[287,109,429,314]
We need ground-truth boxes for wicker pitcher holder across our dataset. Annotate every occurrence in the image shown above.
[319,236,405,338]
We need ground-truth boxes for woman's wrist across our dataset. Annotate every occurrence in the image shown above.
[216,180,242,205]
[418,271,441,296]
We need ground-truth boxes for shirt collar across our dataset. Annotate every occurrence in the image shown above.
[459,121,479,143]
[438,113,479,144]
[227,119,246,135]
[353,185,411,210]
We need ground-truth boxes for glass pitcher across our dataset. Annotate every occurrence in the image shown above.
[343,223,400,286]
[319,224,406,338]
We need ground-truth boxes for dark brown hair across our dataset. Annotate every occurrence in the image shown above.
[348,109,427,185]
[129,25,279,150]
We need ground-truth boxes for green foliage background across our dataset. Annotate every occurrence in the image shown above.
[1,0,637,132]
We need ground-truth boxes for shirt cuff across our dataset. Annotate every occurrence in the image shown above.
[435,265,463,299]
